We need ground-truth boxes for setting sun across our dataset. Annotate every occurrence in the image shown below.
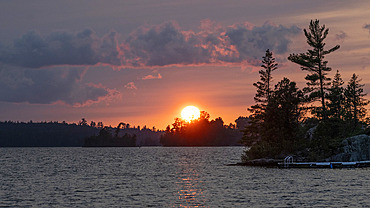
[181,106,200,122]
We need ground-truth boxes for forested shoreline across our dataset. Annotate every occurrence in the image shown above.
[241,20,370,162]
[0,115,248,147]
[0,120,163,147]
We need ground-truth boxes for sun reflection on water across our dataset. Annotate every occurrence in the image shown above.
[174,158,206,207]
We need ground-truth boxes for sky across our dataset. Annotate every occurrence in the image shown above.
[1,0,370,129]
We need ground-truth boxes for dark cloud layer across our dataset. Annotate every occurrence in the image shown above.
[0,65,118,106]
[122,22,211,66]
[0,29,120,68]
[225,23,300,62]
[0,21,300,68]
[121,21,300,67]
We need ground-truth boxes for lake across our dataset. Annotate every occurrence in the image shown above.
[0,147,369,207]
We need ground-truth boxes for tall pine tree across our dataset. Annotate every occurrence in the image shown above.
[242,49,278,146]
[242,50,304,160]
[242,77,303,160]
[344,73,369,128]
[326,70,345,119]
[255,49,278,103]
[265,78,303,148]
[288,19,340,120]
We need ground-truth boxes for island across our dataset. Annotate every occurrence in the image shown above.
[237,19,370,167]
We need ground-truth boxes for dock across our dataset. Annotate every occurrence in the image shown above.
[278,156,370,169]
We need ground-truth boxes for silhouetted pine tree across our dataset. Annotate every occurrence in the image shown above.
[344,73,369,128]
[242,49,278,146]
[288,19,340,120]
[268,78,304,152]
[268,78,303,141]
[326,70,345,119]
[242,77,304,160]
[257,49,278,102]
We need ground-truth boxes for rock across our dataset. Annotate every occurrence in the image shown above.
[305,125,317,140]
[330,134,370,162]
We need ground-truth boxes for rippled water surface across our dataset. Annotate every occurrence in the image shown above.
[0,147,369,207]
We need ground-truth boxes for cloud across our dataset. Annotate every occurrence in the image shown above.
[0,29,120,68]
[124,82,137,90]
[142,73,162,80]
[121,21,300,67]
[225,23,300,62]
[0,65,119,106]
[0,21,300,69]
[121,22,211,67]
[364,24,370,34]
[335,31,348,40]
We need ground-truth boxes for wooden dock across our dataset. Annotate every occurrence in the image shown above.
[278,156,370,169]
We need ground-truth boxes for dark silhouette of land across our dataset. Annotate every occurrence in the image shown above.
[160,111,244,146]
[0,112,247,147]
[83,126,136,147]
[0,120,163,147]
[0,121,97,147]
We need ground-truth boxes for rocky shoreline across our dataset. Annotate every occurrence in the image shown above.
[328,134,370,162]
[229,134,370,167]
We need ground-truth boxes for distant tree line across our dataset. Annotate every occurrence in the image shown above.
[83,123,136,147]
[0,121,98,147]
[0,120,163,147]
[241,20,369,161]
[160,111,243,146]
